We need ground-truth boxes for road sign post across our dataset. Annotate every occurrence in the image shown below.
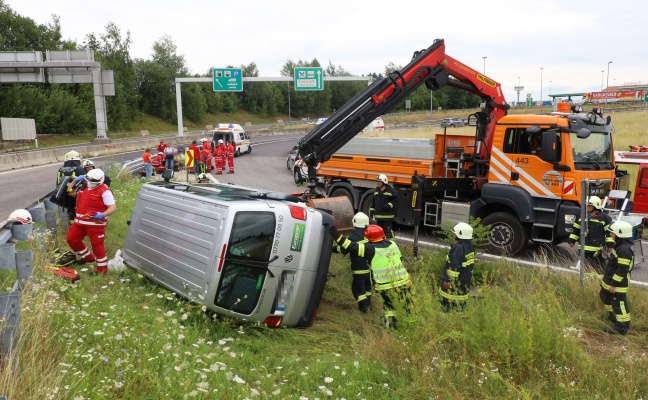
[213,68,242,92]
[294,67,323,91]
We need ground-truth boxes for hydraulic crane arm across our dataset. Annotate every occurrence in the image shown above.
[298,38,509,192]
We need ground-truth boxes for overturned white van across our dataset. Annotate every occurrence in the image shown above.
[123,181,335,327]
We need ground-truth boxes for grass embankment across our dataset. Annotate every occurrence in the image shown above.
[2,170,648,399]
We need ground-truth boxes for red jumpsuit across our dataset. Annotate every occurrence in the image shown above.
[66,184,114,274]
[226,143,235,173]
[213,145,224,174]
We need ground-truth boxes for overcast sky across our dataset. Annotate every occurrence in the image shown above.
[9,0,647,104]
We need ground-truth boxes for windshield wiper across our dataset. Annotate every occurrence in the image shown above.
[225,255,279,278]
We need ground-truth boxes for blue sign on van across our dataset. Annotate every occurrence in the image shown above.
[290,223,305,252]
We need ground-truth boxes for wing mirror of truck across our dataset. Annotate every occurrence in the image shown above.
[540,131,560,163]
[576,128,591,139]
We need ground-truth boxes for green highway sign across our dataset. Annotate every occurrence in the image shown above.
[645,90,648,103]
[213,68,242,92]
[294,67,323,91]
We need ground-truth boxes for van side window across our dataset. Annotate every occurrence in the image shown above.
[214,212,276,314]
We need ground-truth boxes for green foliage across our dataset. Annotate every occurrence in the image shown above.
[439,216,491,251]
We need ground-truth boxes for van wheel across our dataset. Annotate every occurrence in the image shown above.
[293,168,304,184]
[482,212,529,256]
[235,149,240,157]
[246,146,252,154]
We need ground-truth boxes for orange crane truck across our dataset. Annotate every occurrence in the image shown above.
[299,39,619,255]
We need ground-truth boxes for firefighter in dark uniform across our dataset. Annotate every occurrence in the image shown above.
[566,196,612,273]
[600,220,634,335]
[330,224,411,328]
[334,212,372,313]
[370,174,398,239]
[440,222,475,310]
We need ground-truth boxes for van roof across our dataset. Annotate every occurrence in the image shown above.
[215,123,244,130]
[145,181,302,204]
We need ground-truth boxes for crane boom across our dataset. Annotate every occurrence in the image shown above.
[298,38,510,192]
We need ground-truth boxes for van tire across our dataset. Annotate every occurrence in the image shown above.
[235,149,240,157]
[246,146,252,154]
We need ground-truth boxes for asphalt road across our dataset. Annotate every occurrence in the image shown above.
[2,133,646,284]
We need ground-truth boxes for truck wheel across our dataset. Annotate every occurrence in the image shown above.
[293,168,304,184]
[360,193,374,220]
[330,187,353,203]
[482,212,529,255]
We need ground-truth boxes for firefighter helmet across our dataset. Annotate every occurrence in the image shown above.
[375,174,388,185]
[218,139,224,144]
[82,159,95,169]
[86,168,105,188]
[197,173,209,182]
[587,196,602,210]
[64,150,81,161]
[352,212,370,228]
[452,222,473,240]
[364,224,386,242]
[609,220,633,239]
[8,209,32,224]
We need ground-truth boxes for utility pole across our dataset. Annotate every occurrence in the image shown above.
[482,57,487,74]
[605,61,613,108]
[601,70,604,91]
[540,67,543,108]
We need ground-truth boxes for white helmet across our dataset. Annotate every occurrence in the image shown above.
[64,150,81,161]
[587,196,602,210]
[452,222,473,240]
[197,173,209,181]
[609,220,633,239]
[86,168,105,188]
[8,209,32,224]
[82,159,95,168]
[218,139,224,144]
[375,174,388,185]
[352,212,370,228]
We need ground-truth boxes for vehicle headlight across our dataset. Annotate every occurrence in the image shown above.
[564,214,576,223]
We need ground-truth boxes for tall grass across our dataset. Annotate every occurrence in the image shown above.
[2,163,648,399]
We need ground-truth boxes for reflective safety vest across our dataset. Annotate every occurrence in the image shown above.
[371,241,410,291]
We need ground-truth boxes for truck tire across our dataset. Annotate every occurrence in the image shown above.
[360,193,374,220]
[482,211,529,255]
[329,187,353,204]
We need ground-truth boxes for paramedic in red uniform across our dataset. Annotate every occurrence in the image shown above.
[213,139,225,174]
[226,140,235,173]
[188,140,203,174]
[66,169,116,274]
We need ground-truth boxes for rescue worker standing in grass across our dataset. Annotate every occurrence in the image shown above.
[66,169,116,275]
[330,224,411,328]
[566,196,612,273]
[370,174,399,239]
[333,212,372,313]
[600,220,634,335]
[440,222,475,310]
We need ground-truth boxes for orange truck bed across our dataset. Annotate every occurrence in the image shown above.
[317,135,475,185]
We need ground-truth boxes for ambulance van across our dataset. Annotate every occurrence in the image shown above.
[210,123,251,156]
[123,181,335,327]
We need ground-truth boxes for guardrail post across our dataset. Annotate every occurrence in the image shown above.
[15,251,34,291]
[0,291,21,370]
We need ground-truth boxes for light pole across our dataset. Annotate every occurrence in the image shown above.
[605,61,613,107]
[482,57,487,74]
[613,78,616,86]
[550,80,552,95]
[601,70,604,91]
[540,67,543,108]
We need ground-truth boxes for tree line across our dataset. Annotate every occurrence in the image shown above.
[0,1,480,134]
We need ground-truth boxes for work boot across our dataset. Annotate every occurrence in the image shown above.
[604,325,628,335]
[95,265,108,275]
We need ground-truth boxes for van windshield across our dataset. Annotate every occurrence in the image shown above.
[214,211,275,314]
